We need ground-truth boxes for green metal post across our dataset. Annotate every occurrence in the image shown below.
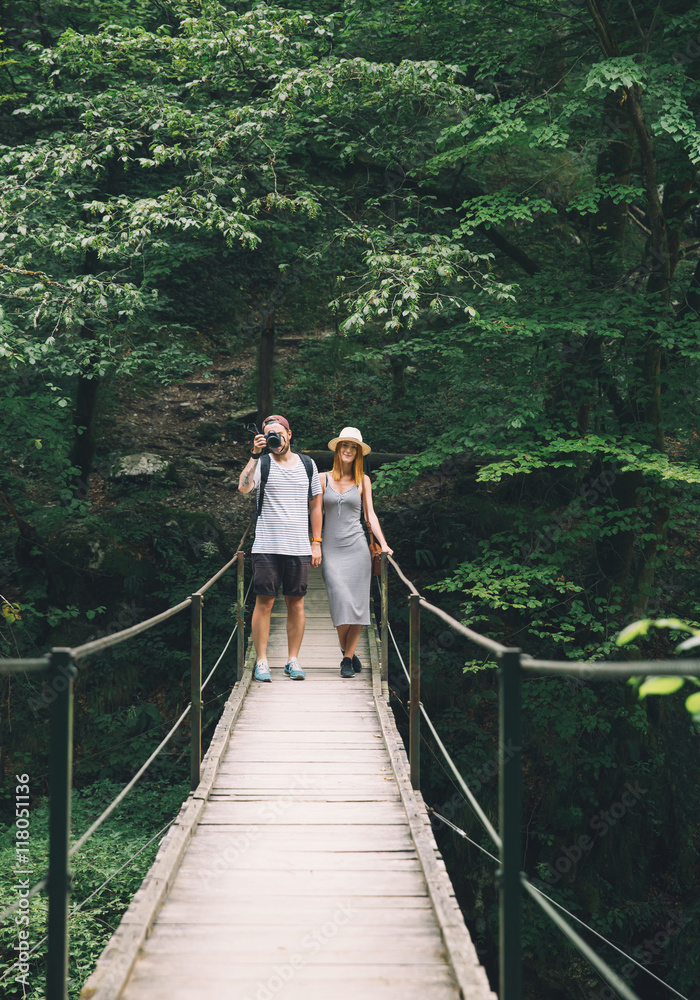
[498,648,522,1000]
[237,551,245,682]
[47,648,77,1000]
[380,552,388,683]
[409,594,420,790]
[190,593,203,792]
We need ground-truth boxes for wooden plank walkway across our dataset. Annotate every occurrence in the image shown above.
[82,569,495,1000]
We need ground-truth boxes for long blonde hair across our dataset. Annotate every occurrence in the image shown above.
[331,444,364,491]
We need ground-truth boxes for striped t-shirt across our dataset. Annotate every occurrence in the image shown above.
[252,455,322,555]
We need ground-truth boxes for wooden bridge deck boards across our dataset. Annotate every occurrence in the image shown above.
[82,569,495,1000]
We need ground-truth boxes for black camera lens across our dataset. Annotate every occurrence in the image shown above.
[265,430,282,450]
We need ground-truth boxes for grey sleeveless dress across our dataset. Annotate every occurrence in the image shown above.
[321,480,371,626]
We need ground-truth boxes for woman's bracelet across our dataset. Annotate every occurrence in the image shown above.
[312,538,323,543]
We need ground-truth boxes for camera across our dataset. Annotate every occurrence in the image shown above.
[246,421,284,452]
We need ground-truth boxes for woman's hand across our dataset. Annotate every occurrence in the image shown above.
[381,544,394,555]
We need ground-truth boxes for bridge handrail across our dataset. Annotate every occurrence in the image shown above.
[522,879,641,1000]
[386,555,508,654]
[197,519,253,596]
[4,529,694,1000]
[0,656,52,673]
[72,599,192,661]
[68,704,192,860]
[382,609,501,850]
[0,517,254,1000]
[0,818,176,988]
[377,550,696,1000]
[523,878,687,1000]
[69,519,252,660]
[522,657,697,677]
[0,605,251,932]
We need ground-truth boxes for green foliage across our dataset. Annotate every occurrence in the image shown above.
[616,618,700,726]
[584,57,648,93]
[3,1,700,997]
[0,779,187,999]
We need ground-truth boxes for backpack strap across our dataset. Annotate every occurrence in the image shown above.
[256,453,271,519]
[298,453,315,500]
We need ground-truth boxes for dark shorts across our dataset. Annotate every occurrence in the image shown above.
[252,554,312,597]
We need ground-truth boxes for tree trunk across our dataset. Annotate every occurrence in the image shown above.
[257,306,275,424]
[390,356,407,399]
[68,371,100,487]
[588,98,635,287]
[679,257,700,320]
[68,249,100,490]
[585,1,671,614]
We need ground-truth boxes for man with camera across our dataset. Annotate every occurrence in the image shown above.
[238,415,323,682]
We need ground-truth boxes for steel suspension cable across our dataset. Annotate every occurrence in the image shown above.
[201,575,253,693]
[387,620,410,684]
[0,877,47,923]
[524,880,689,1000]
[423,812,688,1000]
[70,554,253,855]
[377,552,689,1000]
[384,602,501,849]
[0,682,233,929]
[69,704,191,858]
[419,703,501,849]
[388,682,489,833]
[0,818,176,982]
[429,811,500,864]
[2,532,252,934]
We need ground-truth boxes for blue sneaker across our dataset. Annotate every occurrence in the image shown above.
[254,659,271,682]
[284,656,305,680]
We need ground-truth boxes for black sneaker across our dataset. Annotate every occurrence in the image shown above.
[340,657,354,678]
[352,655,362,673]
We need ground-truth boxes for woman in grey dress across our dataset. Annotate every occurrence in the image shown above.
[320,427,393,678]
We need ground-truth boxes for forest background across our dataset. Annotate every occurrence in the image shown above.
[1,1,700,998]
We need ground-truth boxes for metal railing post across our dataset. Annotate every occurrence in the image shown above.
[237,550,245,682]
[190,593,203,792]
[498,647,522,1000]
[47,648,77,1000]
[380,552,388,683]
[409,593,421,789]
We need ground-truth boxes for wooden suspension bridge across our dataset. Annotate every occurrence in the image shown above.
[80,568,495,1000]
[2,534,694,1000]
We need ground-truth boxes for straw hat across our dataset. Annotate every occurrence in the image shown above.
[327,426,371,456]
